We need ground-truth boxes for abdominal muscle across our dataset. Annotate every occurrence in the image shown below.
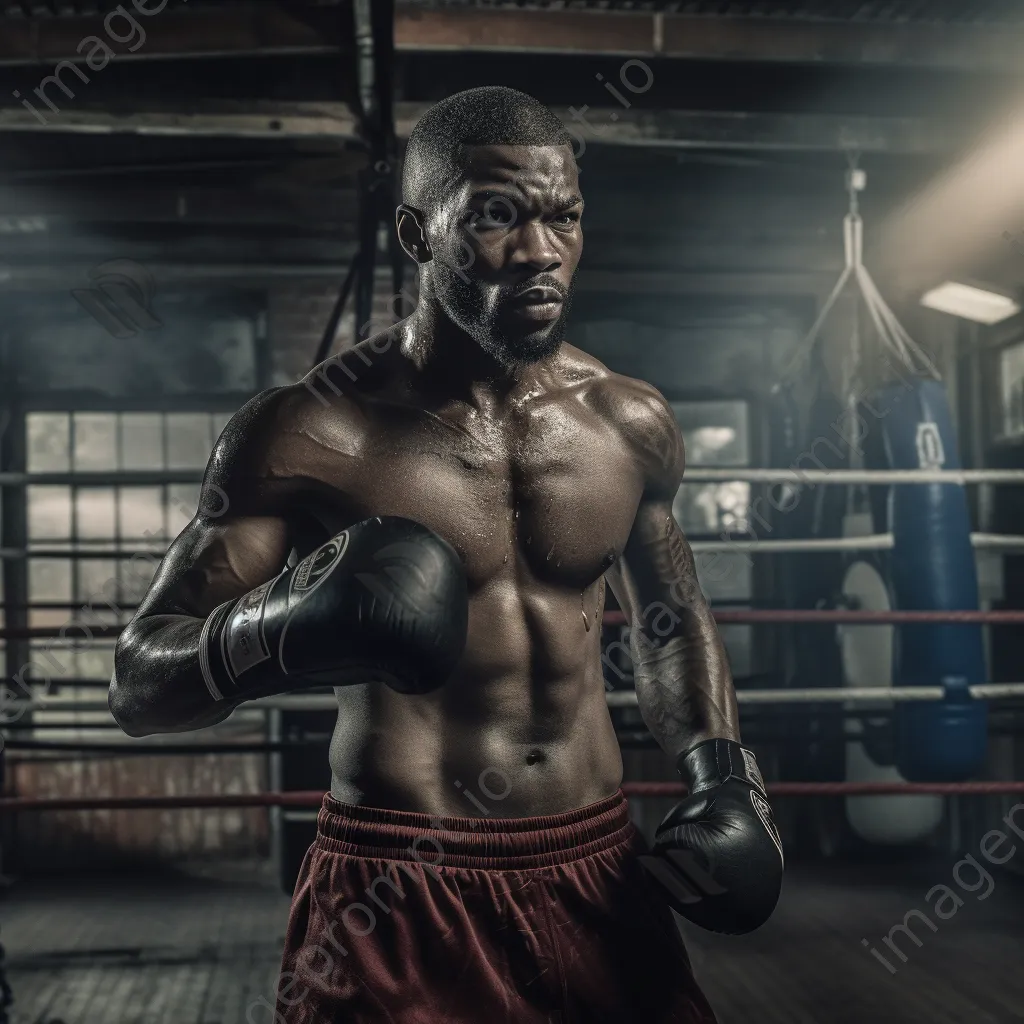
[327,583,625,817]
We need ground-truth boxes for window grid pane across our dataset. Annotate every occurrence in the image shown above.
[22,408,228,741]
[27,413,70,472]
[166,412,215,470]
[27,486,71,542]
[119,412,164,471]
[72,412,118,471]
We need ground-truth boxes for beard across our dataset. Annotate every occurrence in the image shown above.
[431,263,575,369]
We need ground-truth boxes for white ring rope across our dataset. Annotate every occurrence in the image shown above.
[254,684,1024,710]
[8,683,1024,718]
[607,683,1024,707]
[690,534,1024,553]
[691,535,894,553]
[683,468,1024,484]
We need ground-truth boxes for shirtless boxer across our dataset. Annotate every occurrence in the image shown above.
[110,86,783,1023]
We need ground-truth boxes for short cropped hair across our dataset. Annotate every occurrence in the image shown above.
[402,86,573,215]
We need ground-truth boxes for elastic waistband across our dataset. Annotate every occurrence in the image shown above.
[314,789,634,870]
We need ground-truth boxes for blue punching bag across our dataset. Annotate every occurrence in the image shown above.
[873,376,987,781]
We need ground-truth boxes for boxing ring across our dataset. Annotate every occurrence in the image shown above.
[1,445,1023,1024]
[1,464,1023,822]
[1,154,1021,860]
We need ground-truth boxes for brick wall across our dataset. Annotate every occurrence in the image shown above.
[268,269,418,386]
[4,740,270,872]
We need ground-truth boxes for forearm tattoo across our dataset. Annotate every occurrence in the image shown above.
[630,516,739,757]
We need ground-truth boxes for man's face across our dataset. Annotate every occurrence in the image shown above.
[428,144,583,367]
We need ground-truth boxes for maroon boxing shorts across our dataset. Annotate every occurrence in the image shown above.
[272,789,717,1023]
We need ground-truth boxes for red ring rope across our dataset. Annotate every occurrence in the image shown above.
[0,792,327,812]
[2,781,1023,811]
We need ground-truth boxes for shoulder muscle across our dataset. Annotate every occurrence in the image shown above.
[204,385,311,519]
[589,374,684,500]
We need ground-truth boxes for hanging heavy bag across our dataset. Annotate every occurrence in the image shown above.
[874,375,987,782]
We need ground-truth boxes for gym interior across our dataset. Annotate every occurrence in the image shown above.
[1,2,1023,1022]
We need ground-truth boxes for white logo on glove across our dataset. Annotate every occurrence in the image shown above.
[751,789,784,867]
[289,532,349,602]
[740,748,767,796]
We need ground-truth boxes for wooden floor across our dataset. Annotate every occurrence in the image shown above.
[2,859,1022,1023]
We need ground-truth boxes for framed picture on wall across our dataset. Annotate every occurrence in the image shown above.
[996,337,1024,441]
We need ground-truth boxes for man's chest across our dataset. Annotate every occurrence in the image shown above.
[304,399,645,588]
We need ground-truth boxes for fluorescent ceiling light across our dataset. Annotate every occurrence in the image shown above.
[920,281,1020,325]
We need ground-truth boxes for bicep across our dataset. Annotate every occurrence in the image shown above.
[133,386,304,620]
[603,377,698,618]
[607,496,704,625]
[135,513,293,620]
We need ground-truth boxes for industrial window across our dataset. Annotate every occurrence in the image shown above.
[25,410,232,736]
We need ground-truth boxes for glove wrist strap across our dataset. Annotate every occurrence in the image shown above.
[676,738,766,797]
[199,598,237,702]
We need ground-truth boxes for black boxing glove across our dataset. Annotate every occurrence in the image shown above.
[198,516,468,702]
[640,739,783,935]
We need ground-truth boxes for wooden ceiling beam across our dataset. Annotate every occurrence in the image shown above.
[0,5,1016,73]
[0,4,340,66]
[0,101,960,154]
[397,8,1024,72]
